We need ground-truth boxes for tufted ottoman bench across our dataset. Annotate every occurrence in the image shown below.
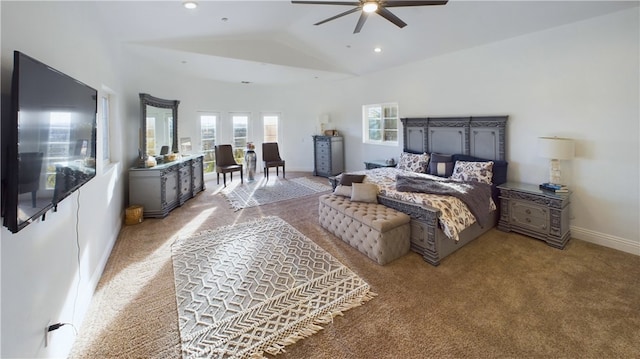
[318,194,411,265]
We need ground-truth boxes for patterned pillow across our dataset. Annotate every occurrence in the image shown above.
[397,152,430,173]
[429,153,454,177]
[451,161,494,184]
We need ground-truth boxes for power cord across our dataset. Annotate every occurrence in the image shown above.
[73,189,82,325]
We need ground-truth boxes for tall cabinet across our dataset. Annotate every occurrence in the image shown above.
[313,135,344,177]
[129,154,205,218]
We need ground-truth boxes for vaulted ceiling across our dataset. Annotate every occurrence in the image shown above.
[88,1,637,85]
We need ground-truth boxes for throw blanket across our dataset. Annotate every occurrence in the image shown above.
[395,175,493,228]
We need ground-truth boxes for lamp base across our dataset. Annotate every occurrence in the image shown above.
[548,159,563,186]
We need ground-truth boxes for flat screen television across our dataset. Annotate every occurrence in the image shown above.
[1,51,97,233]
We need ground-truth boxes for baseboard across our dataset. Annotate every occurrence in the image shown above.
[571,226,640,256]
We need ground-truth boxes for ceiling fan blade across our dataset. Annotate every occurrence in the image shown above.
[353,12,369,34]
[314,7,361,25]
[384,0,448,7]
[377,7,407,29]
[291,1,360,6]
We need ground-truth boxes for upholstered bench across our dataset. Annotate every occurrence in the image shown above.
[318,194,411,265]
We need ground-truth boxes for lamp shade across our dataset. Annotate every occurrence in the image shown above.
[538,137,575,160]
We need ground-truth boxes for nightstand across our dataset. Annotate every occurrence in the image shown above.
[364,160,396,169]
[497,182,571,249]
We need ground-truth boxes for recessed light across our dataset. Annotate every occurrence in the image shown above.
[374,47,382,53]
[183,1,197,10]
[221,17,228,22]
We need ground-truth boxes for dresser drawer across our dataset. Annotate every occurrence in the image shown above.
[510,201,549,234]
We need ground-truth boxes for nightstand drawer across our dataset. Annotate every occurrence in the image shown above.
[510,201,549,234]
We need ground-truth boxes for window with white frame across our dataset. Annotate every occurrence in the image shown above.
[362,103,399,145]
[199,113,217,173]
[231,113,249,164]
[262,113,279,143]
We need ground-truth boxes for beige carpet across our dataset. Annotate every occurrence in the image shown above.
[70,172,640,358]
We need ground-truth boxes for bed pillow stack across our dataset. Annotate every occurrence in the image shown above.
[428,153,454,177]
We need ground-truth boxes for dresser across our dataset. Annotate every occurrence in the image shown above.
[497,182,571,249]
[129,154,205,218]
[313,135,344,177]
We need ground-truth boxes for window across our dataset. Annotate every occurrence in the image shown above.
[363,103,399,145]
[200,113,217,173]
[231,113,249,164]
[263,113,279,143]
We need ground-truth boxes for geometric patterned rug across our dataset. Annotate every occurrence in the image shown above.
[220,177,332,211]
[171,216,375,359]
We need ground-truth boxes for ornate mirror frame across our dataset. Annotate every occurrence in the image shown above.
[140,93,180,155]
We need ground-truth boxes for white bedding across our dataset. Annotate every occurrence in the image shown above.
[342,167,496,241]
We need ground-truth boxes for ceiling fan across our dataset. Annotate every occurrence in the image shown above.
[291,0,448,34]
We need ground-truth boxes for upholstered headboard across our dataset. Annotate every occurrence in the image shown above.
[401,116,507,161]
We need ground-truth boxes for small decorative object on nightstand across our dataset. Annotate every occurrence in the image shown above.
[364,159,397,170]
[497,182,571,249]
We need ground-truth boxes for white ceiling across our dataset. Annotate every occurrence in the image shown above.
[88,0,637,85]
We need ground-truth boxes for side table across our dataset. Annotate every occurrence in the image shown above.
[364,160,397,170]
[497,182,571,249]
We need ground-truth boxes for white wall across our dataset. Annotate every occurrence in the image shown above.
[1,2,127,358]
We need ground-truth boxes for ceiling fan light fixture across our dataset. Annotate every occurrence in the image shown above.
[362,1,378,13]
[183,1,198,10]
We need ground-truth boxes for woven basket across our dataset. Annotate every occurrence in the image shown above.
[125,205,144,225]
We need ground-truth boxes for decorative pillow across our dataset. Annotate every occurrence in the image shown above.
[333,185,352,197]
[351,183,378,203]
[339,174,366,186]
[451,161,494,184]
[452,154,508,186]
[429,153,454,177]
[397,152,430,173]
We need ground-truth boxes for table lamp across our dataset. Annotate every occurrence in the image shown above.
[538,137,575,185]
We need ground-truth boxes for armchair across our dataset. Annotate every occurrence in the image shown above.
[262,142,285,179]
[215,144,243,187]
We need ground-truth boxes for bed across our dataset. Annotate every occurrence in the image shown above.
[330,116,508,266]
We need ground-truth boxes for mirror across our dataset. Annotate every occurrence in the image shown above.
[140,93,179,157]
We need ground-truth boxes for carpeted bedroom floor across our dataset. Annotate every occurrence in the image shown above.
[70,172,640,358]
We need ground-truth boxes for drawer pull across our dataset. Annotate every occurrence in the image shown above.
[525,209,531,215]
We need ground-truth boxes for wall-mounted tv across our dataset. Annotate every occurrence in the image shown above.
[1,51,97,233]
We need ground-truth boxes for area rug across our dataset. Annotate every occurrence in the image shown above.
[171,216,375,359]
[220,177,332,210]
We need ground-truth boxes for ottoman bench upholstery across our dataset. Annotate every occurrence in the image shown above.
[318,194,411,265]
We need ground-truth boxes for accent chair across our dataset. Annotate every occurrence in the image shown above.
[215,144,243,187]
[262,142,285,179]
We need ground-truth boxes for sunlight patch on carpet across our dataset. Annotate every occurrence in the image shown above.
[171,216,375,358]
[220,177,331,210]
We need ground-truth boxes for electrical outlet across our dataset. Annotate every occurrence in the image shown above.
[44,320,50,347]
